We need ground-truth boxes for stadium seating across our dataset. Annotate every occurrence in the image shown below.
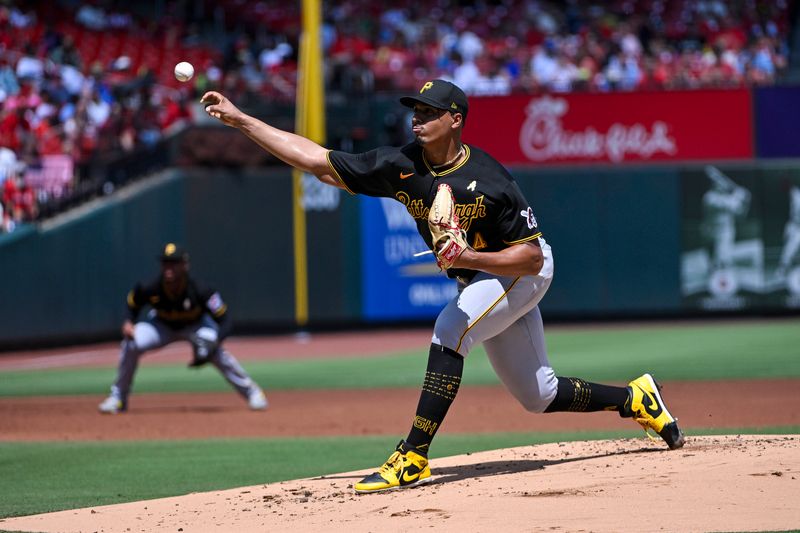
[0,0,794,231]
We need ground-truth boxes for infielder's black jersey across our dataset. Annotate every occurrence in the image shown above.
[126,276,230,333]
[327,143,542,280]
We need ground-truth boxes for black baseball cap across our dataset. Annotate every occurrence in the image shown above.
[400,80,468,117]
[159,242,189,262]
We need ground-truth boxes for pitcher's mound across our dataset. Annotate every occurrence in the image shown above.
[3,434,798,533]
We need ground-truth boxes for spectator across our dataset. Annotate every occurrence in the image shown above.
[749,37,777,83]
[0,198,6,233]
[549,53,580,92]
[0,147,19,184]
[15,44,44,84]
[8,3,35,30]
[49,35,83,70]
[531,44,559,88]
[75,3,107,31]
[86,89,110,128]
[3,172,37,224]
[453,28,484,63]
[0,54,20,100]
[452,52,481,94]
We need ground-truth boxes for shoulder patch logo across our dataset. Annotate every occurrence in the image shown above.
[207,292,224,313]
[520,207,538,229]
[400,171,414,180]
[467,180,477,191]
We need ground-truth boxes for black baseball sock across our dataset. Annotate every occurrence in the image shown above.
[404,344,463,455]
[544,377,629,413]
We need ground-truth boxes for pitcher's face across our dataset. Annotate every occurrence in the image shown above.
[411,104,459,146]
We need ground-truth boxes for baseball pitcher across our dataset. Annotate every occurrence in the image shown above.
[201,79,685,494]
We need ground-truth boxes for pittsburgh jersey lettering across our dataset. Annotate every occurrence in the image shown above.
[396,192,487,231]
[455,195,487,231]
[328,143,543,281]
[396,191,429,219]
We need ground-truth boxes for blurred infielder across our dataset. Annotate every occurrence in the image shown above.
[98,243,267,413]
[200,79,684,494]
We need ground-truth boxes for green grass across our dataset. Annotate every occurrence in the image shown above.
[1,320,799,397]
[1,427,797,519]
[0,320,798,520]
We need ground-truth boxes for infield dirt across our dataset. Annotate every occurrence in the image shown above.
[1,378,799,441]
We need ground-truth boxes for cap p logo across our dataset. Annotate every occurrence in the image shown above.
[451,102,458,110]
[165,243,176,256]
[420,81,434,93]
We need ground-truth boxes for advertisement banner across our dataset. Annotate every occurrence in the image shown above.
[464,89,753,165]
[360,196,457,320]
[755,86,800,158]
[680,165,800,311]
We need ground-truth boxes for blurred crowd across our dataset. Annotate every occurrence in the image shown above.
[0,0,195,233]
[222,0,793,99]
[0,0,795,232]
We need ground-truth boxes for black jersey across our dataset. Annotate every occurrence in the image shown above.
[126,276,230,333]
[327,143,542,280]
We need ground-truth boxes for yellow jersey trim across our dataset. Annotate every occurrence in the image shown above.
[423,145,471,176]
[503,232,542,246]
[455,276,521,352]
[325,150,355,195]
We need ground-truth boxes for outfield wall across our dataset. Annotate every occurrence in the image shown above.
[2,160,798,347]
[0,168,363,347]
[3,86,800,346]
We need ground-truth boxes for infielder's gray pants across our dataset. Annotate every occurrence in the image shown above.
[432,239,558,413]
[110,313,256,401]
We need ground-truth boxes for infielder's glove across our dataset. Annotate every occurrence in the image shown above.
[428,183,469,270]
[188,333,218,368]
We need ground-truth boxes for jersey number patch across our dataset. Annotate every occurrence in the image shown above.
[472,232,487,250]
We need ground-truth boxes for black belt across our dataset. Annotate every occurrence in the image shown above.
[449,269,477,285]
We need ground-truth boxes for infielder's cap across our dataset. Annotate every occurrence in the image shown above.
[159,242,189,262]
[400,80,468,117]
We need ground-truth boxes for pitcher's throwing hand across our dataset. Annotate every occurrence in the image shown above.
[201,91,244,127]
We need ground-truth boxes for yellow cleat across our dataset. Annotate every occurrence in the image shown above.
[625,374,685,449]
[354,441,432,494]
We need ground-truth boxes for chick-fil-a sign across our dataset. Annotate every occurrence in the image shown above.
[464,89,753,165]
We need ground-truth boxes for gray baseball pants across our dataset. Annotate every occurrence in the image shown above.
[109,312,256,401]
[431,239,558,413]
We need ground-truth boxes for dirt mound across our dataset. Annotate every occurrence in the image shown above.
[3,434,797,533]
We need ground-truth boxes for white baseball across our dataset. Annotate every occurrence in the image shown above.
[174,61,194,82]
